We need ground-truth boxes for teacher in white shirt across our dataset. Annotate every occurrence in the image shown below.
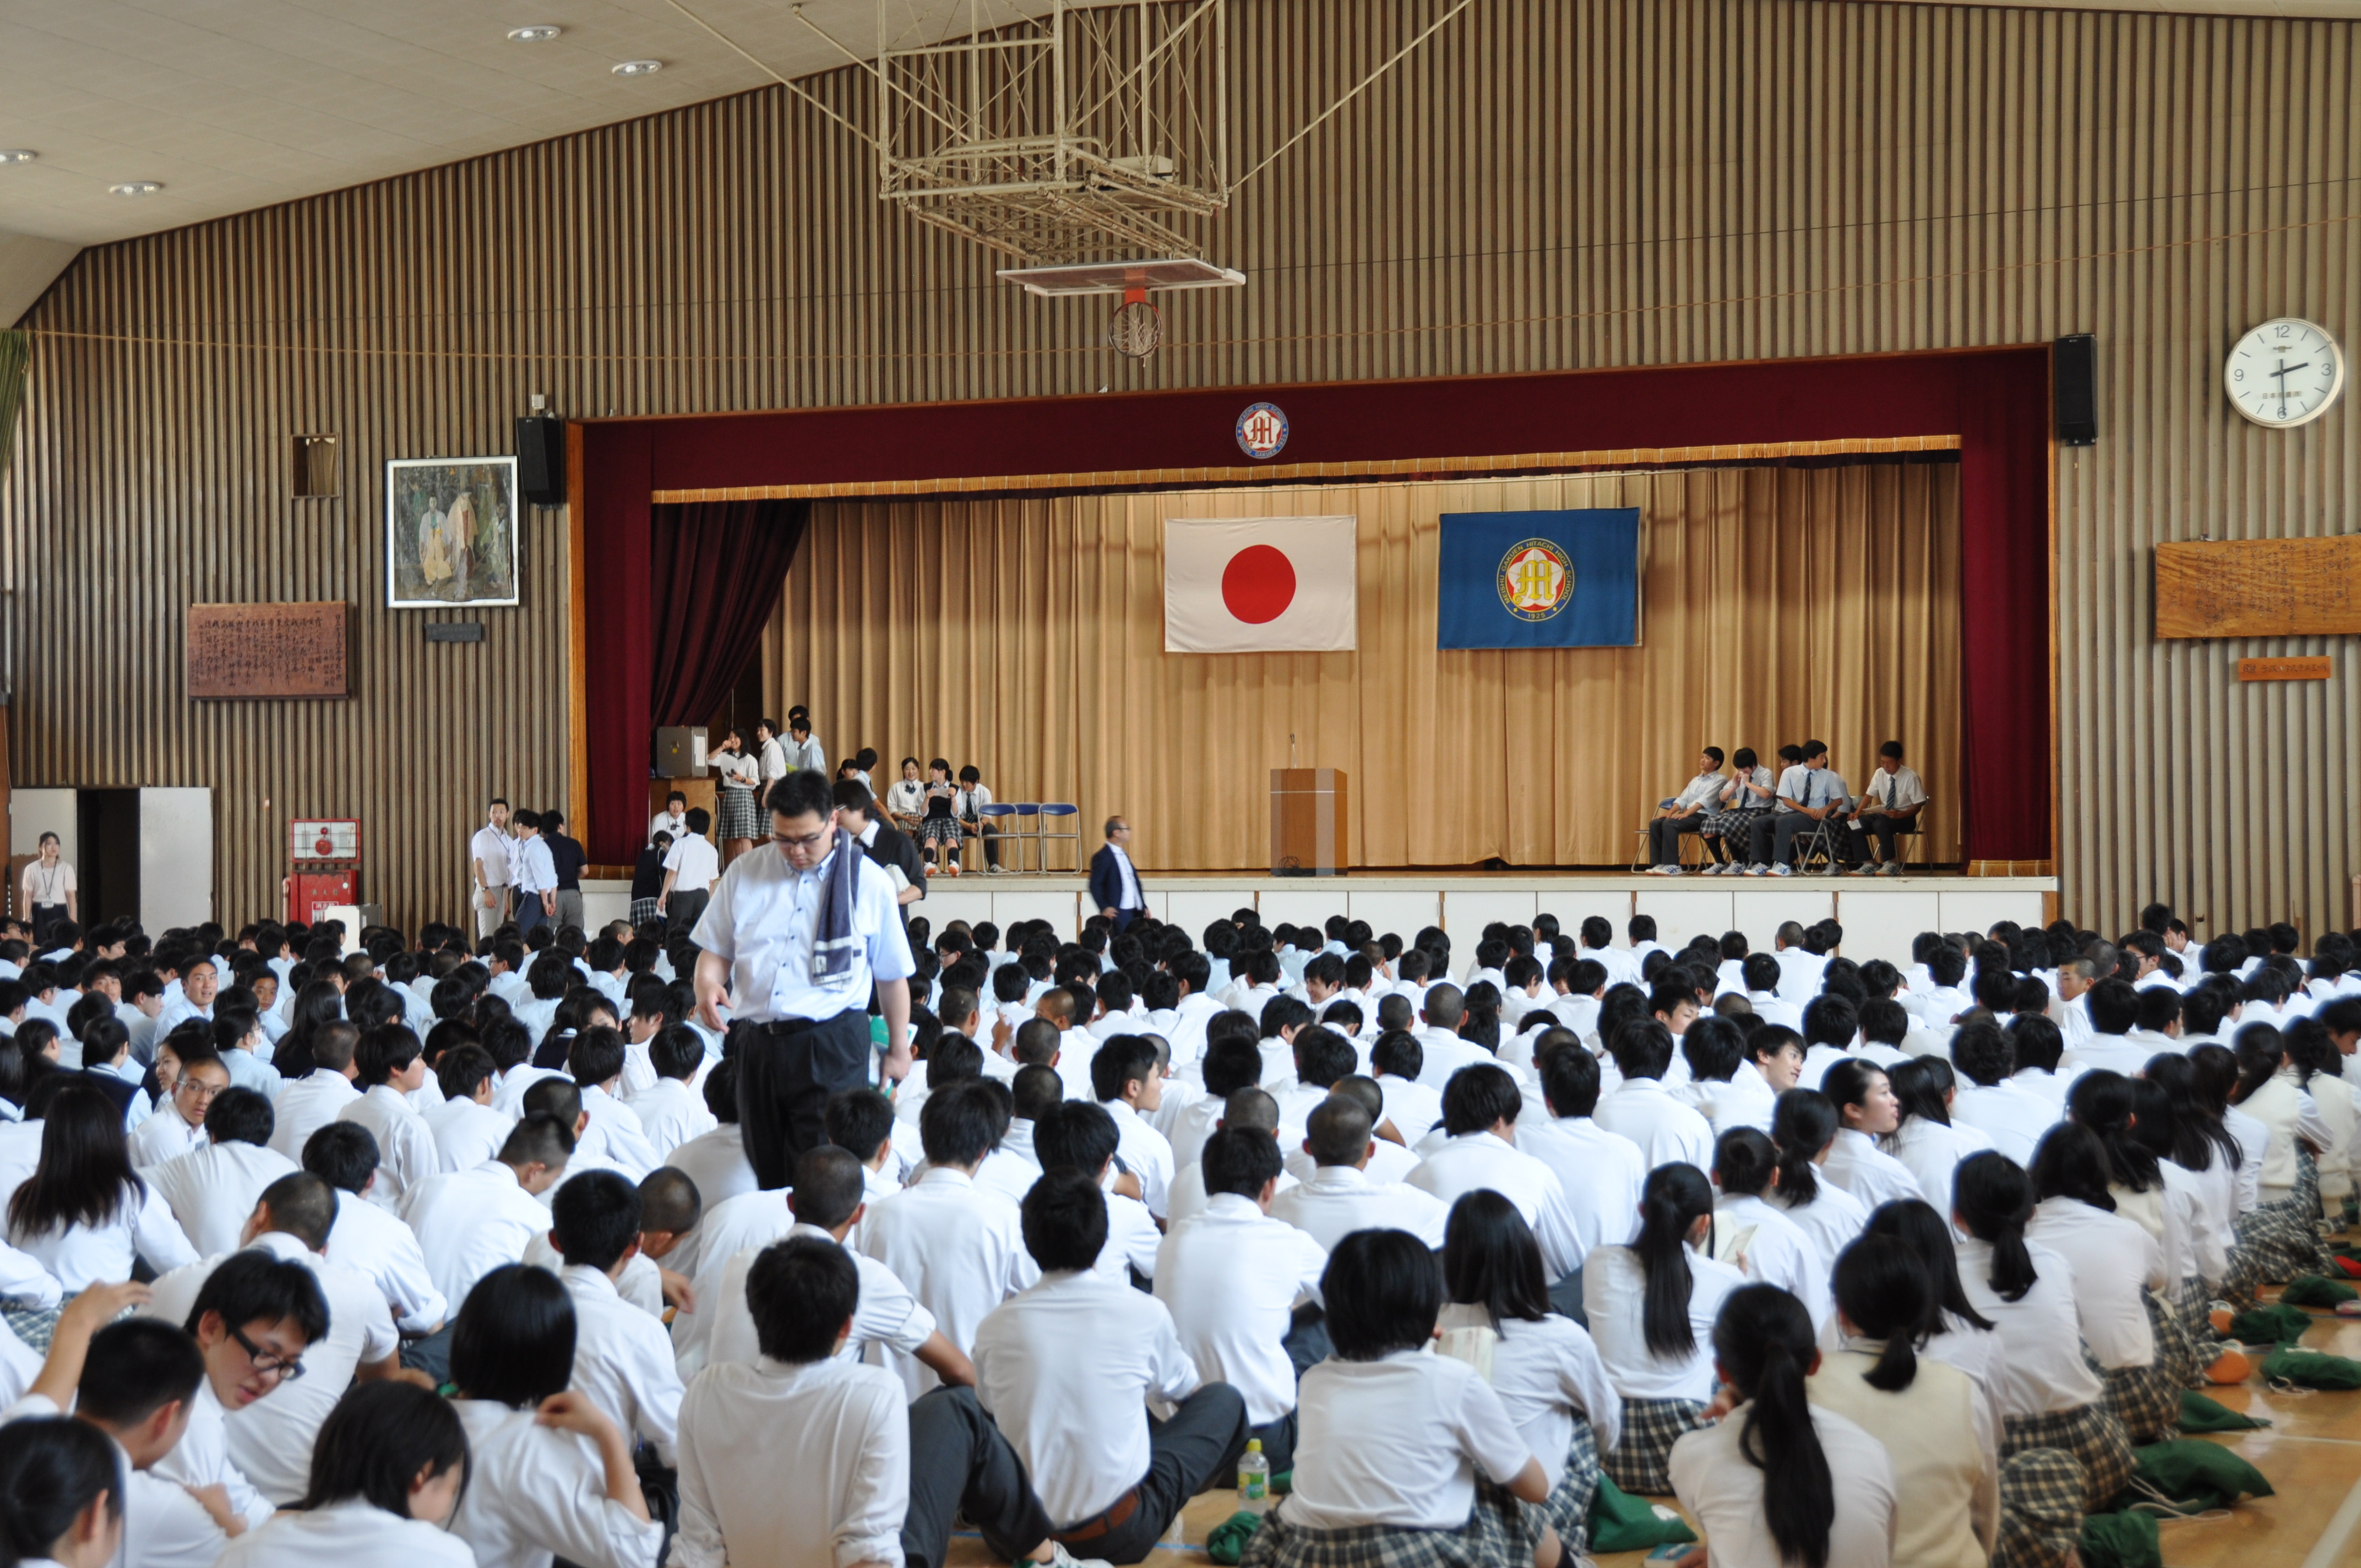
[1089,817,1147,933]
[469,799,514,939]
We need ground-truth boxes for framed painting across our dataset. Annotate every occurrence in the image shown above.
[386,456,520,608]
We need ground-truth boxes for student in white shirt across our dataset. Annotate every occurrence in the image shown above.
[971,1168,1251,1561]
[399,1110,575,1314]
[1582,1162,1747,1495]
[1593,1020,1713,1172]
[145,1090,297,1258]
[1269,1226,1550,1564]
[1678,1014,1776,1137]
[546,1171,686,1468]
[300,1121,450,1340]
[861,1085,1037,1398]
[149,1246,329,1533]
[216,1380,475,1568]
[1951,1151,2136,1513]
[266,1021,361,1163]
[1764,1090,1873,1273]
[1405,1065,1586,1283]
[128,1048,230,1171]
[1271,1095,1449,1250]
[1091,1037,1174,1220]
[1880,1058,1992,1217]
[656,810,721,935]
[1437,1189,1618,1546]
[335,1025,438,1208]
[1707,1129,1833,1331]
[1669,1284,1897,1568]
[6,1082,199,1293]
[424,1043,515,1175]
[1819,1059,1928,1210]
[1644,749,1731,873]
[1513,1038,1647,1269]
[627,1026,714,1162]
[1153,1128,1328,1473]
[569,1030,659,1183]
[2026,1123,2172,1444]
[443,1263,662,1568]
[0,1412,127,1568]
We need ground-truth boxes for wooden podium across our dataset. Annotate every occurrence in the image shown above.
[1270,769,1348,876]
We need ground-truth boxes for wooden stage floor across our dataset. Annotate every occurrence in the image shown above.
[943,1270,2361,1568]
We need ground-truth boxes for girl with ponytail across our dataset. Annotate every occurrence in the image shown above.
[1809,1239,1996,1568]
[1767,1090,1871,1273]
[1668,1285,1896,1568]
[2026,1124,2172,1444]
[1582,1163,1745,1495]
[1885,1058,1994,1218]
[2224,1023,2336,1282]
[1857,1199,1999,1393]
[1819,1059,1927,1210]
[0,1417,120,1568]
[2127,1077,2215,1386]
[1951,1151,2135,1513]
[1709,1128,1833,1332]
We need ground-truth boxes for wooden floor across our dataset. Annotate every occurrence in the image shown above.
[943,1269,2361,1568]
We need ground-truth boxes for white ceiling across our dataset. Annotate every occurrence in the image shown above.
[0,0,2354,249]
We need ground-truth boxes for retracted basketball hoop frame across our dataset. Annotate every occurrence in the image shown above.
[997,256,1245,361]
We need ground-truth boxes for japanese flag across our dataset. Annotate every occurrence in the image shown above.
[1163,516,1358,652]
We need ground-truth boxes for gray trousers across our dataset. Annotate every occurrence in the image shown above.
[554,888,585,933]
[474,887,509,937]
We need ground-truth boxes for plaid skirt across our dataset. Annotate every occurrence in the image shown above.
[2002,1400,2135,1515]
[1602,1396,1707,1496]
[0,1304,59,1355]
[2236,1177,2334,1287]
[2147,1283,2203,1389]
[629,897,661,928]
[1240,1478,1544,1568]
[920,816,964,847]
[2100,1361,2179,1447]
[1537,1417,1603,1549]
[716,785,761,840]
[1698,804,1766,841]
[1993,1448,2086,1568]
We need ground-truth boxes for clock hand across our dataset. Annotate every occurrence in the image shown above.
[2269,361,2311,378]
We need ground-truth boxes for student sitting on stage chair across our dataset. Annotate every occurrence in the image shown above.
[1743,741,1851,876]
[1841,741,1927,876]
[1644,748,1728,875]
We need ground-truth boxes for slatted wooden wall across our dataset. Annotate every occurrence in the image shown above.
[2,0,2357,937]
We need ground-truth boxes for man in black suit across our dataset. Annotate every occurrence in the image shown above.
[831,779,926,926]
[1088,815,1146,933]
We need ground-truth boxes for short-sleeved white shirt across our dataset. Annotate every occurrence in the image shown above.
[691,840,913,1025]
[1285,1348,1535,1531]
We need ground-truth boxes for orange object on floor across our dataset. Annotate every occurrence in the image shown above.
[2205,1348,2252,1384]
[2210,1305,2236,1335]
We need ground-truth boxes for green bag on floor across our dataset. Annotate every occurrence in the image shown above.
[2260,1346,2361,1390]
[2177,1391,2268,1433]
[2128,1440,2275,1512]
[2079,1512,2161,1568]
[1588,1477,1699,1553]
[2228,1303,2314,1344]
[2280,1273,2359,1308]
[1205,1511,1263,1566]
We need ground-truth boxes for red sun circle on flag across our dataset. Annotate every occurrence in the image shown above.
[1221,545,1297,624]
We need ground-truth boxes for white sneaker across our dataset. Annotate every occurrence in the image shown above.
[1662,865,1685,876]
[1045,1545,1113,1568]
[1743,864,1767,876]
[1769,863,1792,876]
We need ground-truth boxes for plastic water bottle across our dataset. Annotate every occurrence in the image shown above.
[1237,1438,1270,1509]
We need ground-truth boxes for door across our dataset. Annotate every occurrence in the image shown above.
[139,788,213,931]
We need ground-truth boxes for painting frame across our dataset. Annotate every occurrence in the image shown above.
[385,455,521,609]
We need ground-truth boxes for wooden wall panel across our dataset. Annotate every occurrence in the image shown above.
[0,0,2356,938]
[2155,537,2361,638]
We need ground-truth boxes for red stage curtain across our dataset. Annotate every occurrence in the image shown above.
[650,498,809,731]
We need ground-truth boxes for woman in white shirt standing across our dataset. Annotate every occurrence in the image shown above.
[0,1413,123,1568]
[445,1265,662,1568]
[6,1081,198,1307]
[1438,1190,1619,1554]
[1767,1091,1872,1273]
[2025,1125,2171,1445]
[218,1381,475,1568]
[1951,1152,2135,1518]
[1252,1228,1554,1568]
[705,729,761,867]
[1669,1284,1896,1568]
[1582,1163,1745,1494]
[1820,1061,1927,1211]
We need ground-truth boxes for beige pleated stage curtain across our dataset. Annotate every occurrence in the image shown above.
[763,462,1962,872]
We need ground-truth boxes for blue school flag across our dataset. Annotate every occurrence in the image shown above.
[1435,509,1641,649]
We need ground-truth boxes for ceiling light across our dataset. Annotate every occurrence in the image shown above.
[0,150,36,166]
[508,24,562,42]
[612,59,663,77]
[109,181,162,197]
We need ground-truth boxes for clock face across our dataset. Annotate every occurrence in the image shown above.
[2225,318,2344,428]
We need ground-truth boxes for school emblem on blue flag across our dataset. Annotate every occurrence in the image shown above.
[1437,509,1642,648]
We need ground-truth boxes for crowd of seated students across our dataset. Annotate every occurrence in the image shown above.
[0,892,2344,1568]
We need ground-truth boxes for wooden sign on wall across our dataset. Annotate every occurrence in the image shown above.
[2238,657,2332,682]
[188,602,350,699]
[2155,536,2361,639]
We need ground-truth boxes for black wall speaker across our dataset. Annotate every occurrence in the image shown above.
[515,417,566,505]
[2054,334,2097,447]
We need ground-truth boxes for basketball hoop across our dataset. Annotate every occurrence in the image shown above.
[1107,287,1162,360]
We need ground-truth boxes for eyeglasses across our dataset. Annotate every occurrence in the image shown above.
[773,827,829,851]
[176,1080,225,1103]
[227,1323,306,1380]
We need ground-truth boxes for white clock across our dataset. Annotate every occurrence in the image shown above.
[2225,317,2344,428]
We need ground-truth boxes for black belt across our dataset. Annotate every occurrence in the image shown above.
[758,1012,858,1036]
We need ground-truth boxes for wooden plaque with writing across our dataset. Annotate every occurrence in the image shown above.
[2238,656,2332,682]
[2155,536,2361,639]
[188,602,350,699]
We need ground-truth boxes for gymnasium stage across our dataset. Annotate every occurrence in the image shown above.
[579,870,2057,972]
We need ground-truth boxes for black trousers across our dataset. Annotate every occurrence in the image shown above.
[666,889,710,936]
[1648,813,1713,865]
[1847,815,1907,863]
[1081,1383,1250,1564]
[1748,811,1854,867]
[902,1387,1056,1568]
[733,1010,872,1190]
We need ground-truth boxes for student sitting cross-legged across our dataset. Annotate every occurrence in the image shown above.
[1240,1227,1554,1568]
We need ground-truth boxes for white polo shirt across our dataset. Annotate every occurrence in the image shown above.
[690,840,913,1025]
[1284,1349,1534,1532]
[1152,1193,1328,1425]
